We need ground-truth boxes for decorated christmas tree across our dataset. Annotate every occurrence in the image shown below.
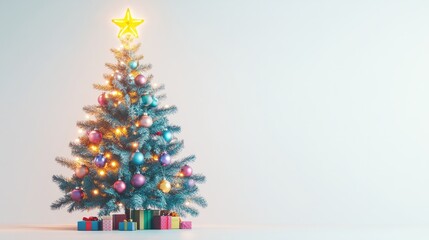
[51,9,207,218]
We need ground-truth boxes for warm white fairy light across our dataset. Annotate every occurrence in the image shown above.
[78,129,83,134]
[75,138,80,143]
[85,115,90,119]
[185,201,190,206]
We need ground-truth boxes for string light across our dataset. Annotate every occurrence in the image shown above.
[110,161,118,167]
[92,189,99,195]
[135,122,140,127]
[105,153,111,158]
[78,129,84,134]
[175,183,181,188]
[75,138,80,143]
[98,170,106,176]
[115,128,121,135]
[179,173,184,177]
[90,145,98,151]
[85,115,90,119]
[185,201,190,206]
[132,142,138,148]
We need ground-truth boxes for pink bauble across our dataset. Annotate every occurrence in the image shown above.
[139,115,153,128]
[98,92,108,106]
[113,180,126,193]
[88,130,102,144]
[75,165,89,179]
[134,74,147,86]
[71,188,84,202]
[181,165,193,177]
[131,173,146,188]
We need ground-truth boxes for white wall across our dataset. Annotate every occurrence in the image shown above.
[0,0,429,225]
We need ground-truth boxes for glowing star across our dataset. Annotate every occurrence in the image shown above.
[112,8,144,38]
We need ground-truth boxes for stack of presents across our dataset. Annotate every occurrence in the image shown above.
[77,210,192,231]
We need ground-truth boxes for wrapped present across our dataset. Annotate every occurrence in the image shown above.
[112,214,126,230]
[119,220,137,231]
[77,216,100,231]
[131,210,144,230]
[143,210,159,229]
[152,215,171,230]
[171,217,180,229]
[180,221,192,229]
[101,216,112,231]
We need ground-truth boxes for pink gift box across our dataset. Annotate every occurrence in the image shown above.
[152,216,171,230]
[101,216,112,231]
[180,221,192,229]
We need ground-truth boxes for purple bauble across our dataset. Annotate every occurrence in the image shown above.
[75,165,89,179]
[181,165,193,177]
[94,154,107,168]
[98,92,108,106]
[159,152,171,166]
[88,130,102,144]
[186,179,196,188]
[131,173,146,188]
[71,188,84,202]
[113,180,126,193]
[139,114,153,128]
[134,74,147,86]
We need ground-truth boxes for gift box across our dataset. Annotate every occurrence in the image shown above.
[152,215,171,230]
[143,210,159,229]
[171,217,180,229]
[101,216,112,231]
[112,214,126,230]
[77,217,100,231]
[180,221,192,229]
[131,210,145,230]
[119,220,137,231]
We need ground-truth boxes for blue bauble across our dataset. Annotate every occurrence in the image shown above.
[163,130,173,143]
[141,95,153,106]
[129,60,138,70]
[159,152,171,166]
[150,96,158,108]
[131,151,144,165]
[94,154,107,168]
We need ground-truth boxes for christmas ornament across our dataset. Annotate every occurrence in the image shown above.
[88,130,102,144]
[186,179,196,188]
[98,93,108,106]
[181,165,193,177]
[158,179,171,193]
[113,179,126,193]
[139,114,153,127]
[150,96,158,107]
[159,152,171,166]
[131,150,144,165]
[134,74,147,86]
[112,8,144,38]
[94,154,107,168]
[131,172,146,188]
[71,188,84,202]
[162,130,173,143]
[141,95,153,106]
[128,60,138,70]
[75,165,89,179]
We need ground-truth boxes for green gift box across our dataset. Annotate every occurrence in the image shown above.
[171,217,180,229]
[131,210,144,230]
[143,210,160,229]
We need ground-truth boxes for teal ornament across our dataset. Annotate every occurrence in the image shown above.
[163,130,173,143]
[129,60,138,70]
[150,96,158,107]
[141,95,153,106]
[131,150,144,165]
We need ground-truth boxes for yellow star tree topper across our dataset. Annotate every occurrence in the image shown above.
[112,8,144,38]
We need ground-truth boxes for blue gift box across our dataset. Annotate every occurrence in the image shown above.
[77,221,100,231]
[119,221,137,231]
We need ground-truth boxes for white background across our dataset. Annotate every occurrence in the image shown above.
[0,0,429,227]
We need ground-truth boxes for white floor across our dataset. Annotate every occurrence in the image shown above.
[0,225,429,240]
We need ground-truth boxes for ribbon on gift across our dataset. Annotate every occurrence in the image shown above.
[169,212,179,217]
[83,216,99,221]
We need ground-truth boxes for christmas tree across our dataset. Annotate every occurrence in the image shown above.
[51,9,207,217]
